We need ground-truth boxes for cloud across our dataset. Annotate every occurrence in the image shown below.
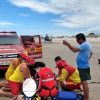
[0,22,14,28]
[53,13,100,28]
[19,13,31,17]
[9,0,54,13]
[86,26,100,34]
[9,0,100,33]
[0,21,22,28]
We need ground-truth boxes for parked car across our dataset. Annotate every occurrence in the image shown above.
[0,31,42,70]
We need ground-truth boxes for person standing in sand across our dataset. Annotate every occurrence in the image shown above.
[63,33,92,100]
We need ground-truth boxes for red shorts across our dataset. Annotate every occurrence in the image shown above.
[8,80,22,95]
[61,80,81,91]
[66,83,81,90]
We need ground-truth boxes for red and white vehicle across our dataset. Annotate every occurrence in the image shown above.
[0,31,42,70]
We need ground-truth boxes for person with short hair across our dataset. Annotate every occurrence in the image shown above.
[55,56,81,91]
[34,61,58,100]
[63,33,92,100]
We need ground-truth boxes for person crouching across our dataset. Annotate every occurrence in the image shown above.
[34,62,58,100]
[55,56,81,91]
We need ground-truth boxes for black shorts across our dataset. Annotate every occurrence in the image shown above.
[78,68,91,82]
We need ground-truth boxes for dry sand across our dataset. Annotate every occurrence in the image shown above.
[0,37,100,100]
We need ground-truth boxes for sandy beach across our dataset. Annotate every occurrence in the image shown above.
[0,37,100,100]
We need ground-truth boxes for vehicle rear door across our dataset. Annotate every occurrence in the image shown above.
[20,35,42,59]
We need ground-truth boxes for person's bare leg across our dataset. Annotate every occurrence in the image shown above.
[0,89,13,97]
[82,81,89,100]
[0,80,9,88]
[1,87,11,91]
[14,95,24,100]
[0,80,11,92]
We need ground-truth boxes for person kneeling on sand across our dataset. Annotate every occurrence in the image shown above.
[8,53,35,100]
[55,56,81,91]
[0,54,24,97]
[34,61,58,100]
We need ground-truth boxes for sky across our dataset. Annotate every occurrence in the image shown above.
[0,0,100,36]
